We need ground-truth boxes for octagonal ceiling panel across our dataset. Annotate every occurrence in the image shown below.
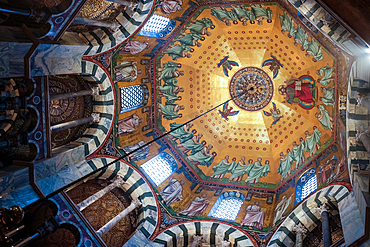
[154,2,336,190]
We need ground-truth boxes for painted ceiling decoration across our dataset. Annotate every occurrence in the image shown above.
[80,0,352,242]
[154,2,336,191]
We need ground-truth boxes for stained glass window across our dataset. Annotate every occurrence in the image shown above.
[120,84,149,113]
[138,14,176,38]
[302,175,317,198]
[208,191,244,221]
[141,152,177,186]
[295,168,317,205]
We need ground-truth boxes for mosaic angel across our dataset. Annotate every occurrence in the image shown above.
[262,55,283,79]
[217,56,239,77]
[263,102,282,125]
[218,101,239,121]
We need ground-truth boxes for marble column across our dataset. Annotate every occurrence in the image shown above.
[357,93,370,111]
[73,17,119,30]
[77,177,124,211]
[50,113,100,133]
[50,87,99,101]
[356,130,370,154]
[292,223,307,247]
[317,204,332,247]
[97,198,141,236]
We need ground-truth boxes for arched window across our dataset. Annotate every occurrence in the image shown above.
[141,152,177,186]
[138,14,176,38]
[120,84,149,113]
[295,168,317,205]
[208,191,244,221]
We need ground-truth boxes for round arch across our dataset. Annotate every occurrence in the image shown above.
[267,184,350,247]
[69,61,115,156]
[153,220,258,247]
[83,157,159,239]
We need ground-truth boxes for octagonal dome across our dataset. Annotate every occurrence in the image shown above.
[154,2,336,191]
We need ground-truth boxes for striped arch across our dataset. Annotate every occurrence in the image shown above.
[153,220,257,247]
[288,0,351,45]
[83,157,159,239]
[81,0,156,56]
[72,60,115,156]
[267,184,350,247]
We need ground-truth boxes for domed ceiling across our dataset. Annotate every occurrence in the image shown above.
[154,2,336,190]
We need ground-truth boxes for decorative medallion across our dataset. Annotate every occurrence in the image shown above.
[229,67,274,111]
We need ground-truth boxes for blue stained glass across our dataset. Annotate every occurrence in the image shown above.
[120,85,149,113]
[294,168,317,205]
[208,191,244,221]
[139,14,176,38]
[302,175,317,199]
[141,152,177,186]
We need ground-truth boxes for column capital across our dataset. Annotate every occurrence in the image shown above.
[91,113,100,123]
[112,176,124,186]
[292,223,307,234]
[317,203,330,214]
[132,198,142,208]
[356,130,369,142]
[91,87,100,96]
[221,240,231,247]
[356,93,368,106]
